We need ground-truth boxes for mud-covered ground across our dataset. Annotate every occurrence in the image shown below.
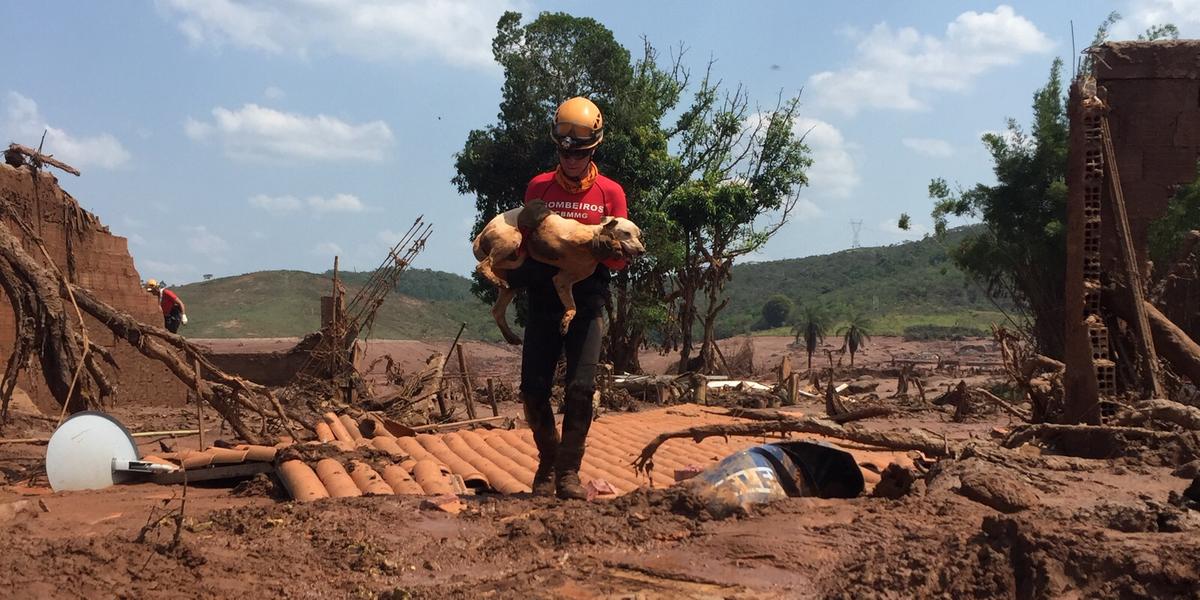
[2,337,1199,599]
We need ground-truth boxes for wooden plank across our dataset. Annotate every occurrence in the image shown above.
[486,378,499,417]
[456,344,477,420]
[150,462,273,485]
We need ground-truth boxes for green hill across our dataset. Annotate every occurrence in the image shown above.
[172,226,1008,341]
[175,268,501,341]
[717,226,1010,337]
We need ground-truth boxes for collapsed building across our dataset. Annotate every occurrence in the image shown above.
[1064,41,1200,422]
[0,150,187,413]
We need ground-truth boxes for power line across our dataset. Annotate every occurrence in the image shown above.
[850,220,863,249]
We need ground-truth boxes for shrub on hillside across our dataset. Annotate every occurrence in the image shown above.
[761,295,793,329]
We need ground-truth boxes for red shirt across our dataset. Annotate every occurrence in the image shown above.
[524,171,629,269]
[160,289,182,316]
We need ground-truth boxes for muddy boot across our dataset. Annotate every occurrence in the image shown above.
[522,392,558,496]
[555,384,594,500]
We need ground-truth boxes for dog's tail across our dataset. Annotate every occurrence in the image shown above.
[517,200,552,233]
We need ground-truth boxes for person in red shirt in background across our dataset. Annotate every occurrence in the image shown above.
[506,97,630,500]
[145,279,187,334]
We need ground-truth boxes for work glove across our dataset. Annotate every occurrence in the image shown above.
[181,314,189,325]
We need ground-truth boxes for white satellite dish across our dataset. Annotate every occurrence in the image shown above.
[46,411,141,491]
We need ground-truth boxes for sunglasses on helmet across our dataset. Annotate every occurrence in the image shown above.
[558,147,593,160]
[553,122,598,140]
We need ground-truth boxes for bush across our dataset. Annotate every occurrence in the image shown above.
[761,295,793,329]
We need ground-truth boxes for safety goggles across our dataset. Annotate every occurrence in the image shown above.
[553,122,598,141]
[557,147,593,160]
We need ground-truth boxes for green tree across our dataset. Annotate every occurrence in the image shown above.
[455,12,808,374]
[928,59,1068,357]
[761,294,793,328]
[1148,164,1200,272]
[666,87,810,373]
[453,12,684,372]
[792,306,827,373]
[1139,23,1180,41]
[838,313,872,367]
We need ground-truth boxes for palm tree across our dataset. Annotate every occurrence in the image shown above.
[837,313,872,368]
[791,306,826,374]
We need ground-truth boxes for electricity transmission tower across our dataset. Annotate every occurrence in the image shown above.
[850,220,863,249]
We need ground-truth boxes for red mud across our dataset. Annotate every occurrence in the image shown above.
[2,337,1199,598]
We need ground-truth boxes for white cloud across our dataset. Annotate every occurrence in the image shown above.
[249,193,366,214]
[1114,0,1200,39]
[879,218,929,239]
[157,0,518,68]
[307,193,365,213]
[184,225,230,262]
[249,193,302,213]
[794,117,860,199]
[902,137,955,158]
[263,85,286,100]
[184,103,393,163]
[377,229,406,247]
[2,91,131,170]
[808,6,1053,115]
[792,198,824,222]
[313,242,343,255]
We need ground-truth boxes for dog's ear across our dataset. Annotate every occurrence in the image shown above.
[602,218,618,231]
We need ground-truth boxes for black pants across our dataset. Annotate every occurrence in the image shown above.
[164,306,182,334]
[515,261,608,461]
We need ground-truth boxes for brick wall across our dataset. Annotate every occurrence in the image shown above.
[1064,41,1200,419]
[0,163,189,413]
[1095,41,1200,272]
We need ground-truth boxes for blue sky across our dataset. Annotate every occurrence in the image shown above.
[4,1,1196,284]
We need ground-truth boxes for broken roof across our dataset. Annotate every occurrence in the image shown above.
[268,404,914,502]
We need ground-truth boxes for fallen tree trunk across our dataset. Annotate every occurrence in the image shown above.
[971,388,1033,422]
[0,213,307,443]
[1144,302,1200,388]
[6,143,81,176]
[0,219,98,416]
[716,406,892,424]
[1106,291,1200,389]
[1113,399,1200,430]
[1002,422,1200,462]
[68,286,310,442]
[631,417,955,477]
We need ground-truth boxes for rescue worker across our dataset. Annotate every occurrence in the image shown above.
[145,279,187,333]
[508,97,629,499]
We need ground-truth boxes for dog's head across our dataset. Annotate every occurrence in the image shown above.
[600,217,646,259]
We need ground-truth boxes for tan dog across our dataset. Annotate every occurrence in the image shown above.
[473,200,645,344]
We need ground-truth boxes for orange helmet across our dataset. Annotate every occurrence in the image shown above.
[550,97,603,150]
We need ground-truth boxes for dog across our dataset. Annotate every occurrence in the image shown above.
[473,200,645,344]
